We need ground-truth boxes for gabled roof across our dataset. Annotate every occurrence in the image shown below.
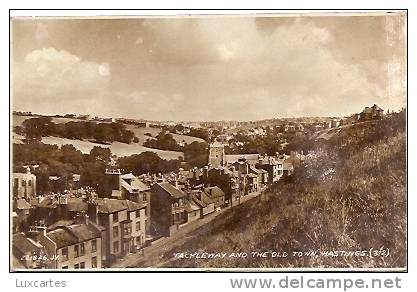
[13,233,43,254]
[46,228,78,249]
[204,186,225,199]
[67,197,88,212]
[120,173,150,192]
[65,224,101,242]
[16,199,31,210]
[154,182,186,199]
[184,199,201,213]
[249,166,263,174]
[96,198,144,213]
[191,191,214,208]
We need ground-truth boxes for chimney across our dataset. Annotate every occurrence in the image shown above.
[75,212,89,225]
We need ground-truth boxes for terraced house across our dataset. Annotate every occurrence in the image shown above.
[88,198,147,266]
[36,217,105,269]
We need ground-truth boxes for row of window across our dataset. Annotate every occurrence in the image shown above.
[61,256,98,269]
[112,209,147,223]
[112,236,143,254]
[112,220,146,237]
[14,178,33,187]
[61,239,97,261]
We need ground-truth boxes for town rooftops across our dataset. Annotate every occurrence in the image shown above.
[191,191,214,208]
[120,174,150,192]
[204,186,225,199]
[96,198,145,214]
[64,224,102,242]
[154,182,186,199]
[249,166,263,174]
[67,197,88,212]
[13,232,44,255]
[46,228,78,249]
[184,200,201,213]
[47,222,104,249]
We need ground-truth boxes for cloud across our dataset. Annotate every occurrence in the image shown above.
[13,48,111,115]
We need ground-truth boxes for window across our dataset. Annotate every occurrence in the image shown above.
[91,239,97,252]
[74,264,79,269]
[145,208,148,216]
[79,262,85,269]
[136,210,140,217]
[113,226,119,238]
[137,236,142,246]
[74,245,79,258]
[124,226,131,236]
[21,180,25,187]
[14,178,18,187]
[80,243,85,256]
[113,241,119,253]
[142,193,147,201]
[61,266,68,269]
[61,247,68,261]
[136,221,140,231]
[92,257,97,268]
[28,180,32,187]
[113,212,118,222]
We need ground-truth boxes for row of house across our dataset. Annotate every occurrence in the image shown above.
[12,140,301,269]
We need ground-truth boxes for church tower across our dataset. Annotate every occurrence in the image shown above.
[209,142,225,168]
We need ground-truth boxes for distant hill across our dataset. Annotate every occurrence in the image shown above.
[12,115,204,160]
[157,111,406,269]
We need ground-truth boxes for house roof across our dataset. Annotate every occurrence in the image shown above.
[13,233,43,254]
[67,197,88,212]
[371,104,383,111]
[184,199,201,212]
[120,174,150,192]
[204,186,225,199]
[96,198,143,213]
[65,224,101,242]
[191,191,214,208]
[16,199,31,210]
[154,182,186,199]
[46,228,78,249]
[35,196,57,209]
[249,166,263,174]
[121,173,136,180]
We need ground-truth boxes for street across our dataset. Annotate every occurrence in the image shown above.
[111,189,265,268]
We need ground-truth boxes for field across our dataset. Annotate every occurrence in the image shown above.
[12,115,204,159]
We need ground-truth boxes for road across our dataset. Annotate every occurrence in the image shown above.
[111,189,265,268]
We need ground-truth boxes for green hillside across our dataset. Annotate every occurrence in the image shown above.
[160,111,406,269]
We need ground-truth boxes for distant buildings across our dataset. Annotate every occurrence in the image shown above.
[360,104,384,121]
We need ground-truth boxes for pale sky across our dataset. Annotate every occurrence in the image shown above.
[11,13,407,121]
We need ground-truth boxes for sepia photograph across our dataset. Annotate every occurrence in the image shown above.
[10,11,407,271]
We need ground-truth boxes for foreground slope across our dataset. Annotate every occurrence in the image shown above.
[159,111,406,268]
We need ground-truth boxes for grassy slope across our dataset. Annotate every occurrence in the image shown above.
[159,113,406,268]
